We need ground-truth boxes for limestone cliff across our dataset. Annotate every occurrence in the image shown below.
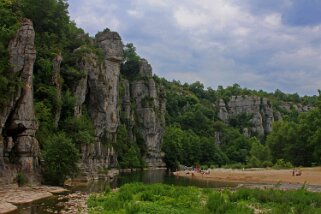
[122,59,166,167]
[0,24,166,182]
[70,30,123,179]
[72,31,166,172]
[217,95,311,137]
[0,19,39,183]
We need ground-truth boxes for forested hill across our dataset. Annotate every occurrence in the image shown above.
[158,78,321,169]
[0,0,320,185]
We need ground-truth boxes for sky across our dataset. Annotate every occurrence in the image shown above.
[67,0,321,96]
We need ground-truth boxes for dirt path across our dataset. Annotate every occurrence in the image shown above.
[174,167,321,186]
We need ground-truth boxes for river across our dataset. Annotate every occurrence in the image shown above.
[13,169,237,213]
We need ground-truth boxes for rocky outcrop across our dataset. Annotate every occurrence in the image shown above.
[127,59,166,167]
[279,102,313,113]
[217,95,312,137]
[72,31,166,174]
[218,96,274,136]
[71,31,124,179]
[0,19,39,183]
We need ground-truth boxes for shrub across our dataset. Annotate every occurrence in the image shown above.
[42,133,79,185]
[16,172,28,187]
[207,192,230,213]
[273,159,293,169]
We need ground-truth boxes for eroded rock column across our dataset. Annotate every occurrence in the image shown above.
[0,19,40,182]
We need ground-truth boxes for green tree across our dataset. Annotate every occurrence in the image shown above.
[120,145,141,169]
[248,137,271,167]
[42,133,79,185]
[121,43,140,79]
[162,126,184,170]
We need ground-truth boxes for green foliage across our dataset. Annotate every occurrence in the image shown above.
[88,183,208,214]
[88,183,321,214]
[35,101,55,145]
[141,96,155,108]
[115,124,143,169]
[42,132,79,185]
[267,94,321,166]
[16,172,28,186]
[229,188,321,213]
[0,0,21,108]
[162,126,227,170]
[119,145,142,169]
[247,137,271,167]
[121,43,140,80]
[229,113,253,131]
[272,159,293,169]
[61,114,95,145]
[214,122,251,164]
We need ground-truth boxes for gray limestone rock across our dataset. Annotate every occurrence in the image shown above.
[70,31,124,178]
[218,95,274,136]
[0,19,39,183]
[129,59,166,167]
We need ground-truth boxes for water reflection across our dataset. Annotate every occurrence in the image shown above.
[112,169,238,189]
[14,169,237,213]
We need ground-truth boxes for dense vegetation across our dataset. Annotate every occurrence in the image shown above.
[1,0,321,185]
[88,183,321,213]
[0,0,96,184]
[158,77,321,170]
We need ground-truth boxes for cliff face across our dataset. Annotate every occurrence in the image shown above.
[0,22,166,183]
[217,95,311,137]
[72,31,166,179]
[0,19,39,183]
[218,96,273,136]
[124,59,166,167]
[70,31,123,179]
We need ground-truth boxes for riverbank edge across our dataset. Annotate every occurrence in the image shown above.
[0,185,67,214]
[173,168,321,192]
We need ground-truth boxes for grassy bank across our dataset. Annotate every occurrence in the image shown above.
[87,183,321,214]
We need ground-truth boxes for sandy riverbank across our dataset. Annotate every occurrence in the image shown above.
[173,167,321,186]
[0,185,67,214]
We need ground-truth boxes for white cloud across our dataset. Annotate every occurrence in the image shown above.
[68,0,321,95]
[264,13,282,27]
[127,9,143,18]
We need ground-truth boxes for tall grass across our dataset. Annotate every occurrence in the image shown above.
[88,183,321,214]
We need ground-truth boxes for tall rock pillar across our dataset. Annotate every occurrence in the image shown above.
[0,19,39,183]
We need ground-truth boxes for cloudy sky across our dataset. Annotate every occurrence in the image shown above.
[68,0,321,95]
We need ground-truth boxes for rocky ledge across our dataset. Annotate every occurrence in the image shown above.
[0,185,67,214]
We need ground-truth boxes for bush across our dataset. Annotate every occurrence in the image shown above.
[42,133,80,185]
[262,160,273,168]
[273,159,293,169]
[16,172,28,187]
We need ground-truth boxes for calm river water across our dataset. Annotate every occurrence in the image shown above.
[13,169,237,213]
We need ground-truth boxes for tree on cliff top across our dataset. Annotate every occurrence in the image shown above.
[121,43,140,79]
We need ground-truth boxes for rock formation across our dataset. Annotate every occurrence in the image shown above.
[0,19,39,183]
[71,31,166,175]
[217,95,312,137]
[70,30,124,179]
[126,59,166,167]
[218,96,274,136]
